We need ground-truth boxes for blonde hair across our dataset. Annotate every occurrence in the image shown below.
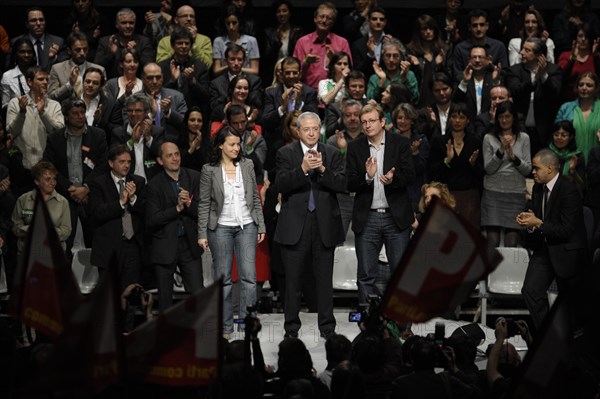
[418,181,456,213]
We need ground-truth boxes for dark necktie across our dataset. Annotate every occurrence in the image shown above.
[119,179,134,239]
[542,185,549,220]
[35,40,46,69]
[307,149,316,212]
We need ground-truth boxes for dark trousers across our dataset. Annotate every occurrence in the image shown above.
[97,237,142,293]
[280,212,336,334]
[522,246,583,330]
[155,237,204,311]
[66,201,93,257]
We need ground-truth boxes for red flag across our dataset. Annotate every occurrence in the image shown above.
[126,279,223,386]
[8,189,82,339]
[35,263,125,392]
[382,197,501,323]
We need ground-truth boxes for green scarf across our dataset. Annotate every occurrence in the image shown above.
[549,143,581,176]
[572,100,600,164]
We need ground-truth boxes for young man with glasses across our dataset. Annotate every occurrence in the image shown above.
[346,103,415,305]
[450,9,508,84]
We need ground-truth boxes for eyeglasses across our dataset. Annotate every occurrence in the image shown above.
[361,119,380,126]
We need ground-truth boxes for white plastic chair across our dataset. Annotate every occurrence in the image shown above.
[480,247,530,325]
[71,248,99,294]
[332,226,358,291]
[0,257,8,295]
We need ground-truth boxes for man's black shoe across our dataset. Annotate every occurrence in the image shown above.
[320,330,335,340]
[284,330,298,338]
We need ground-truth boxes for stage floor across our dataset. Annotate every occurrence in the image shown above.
[222,312,529,374]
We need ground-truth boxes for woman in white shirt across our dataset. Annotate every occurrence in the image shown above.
[318,51,351,106]
[197,128,265,337]
[508,7,555,66]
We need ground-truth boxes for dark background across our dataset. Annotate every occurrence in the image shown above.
[0,1,597,46]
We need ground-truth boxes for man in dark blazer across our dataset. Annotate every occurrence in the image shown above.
[9,7,64,71]
[111,93,165,182]
[89,145,145,291]
[94,8,154,79]
[262,56,318,149]
[209,43,263,122]
[274,111,346,339]
[324,70,368,138]
[43,98,109,253]
[505,37,562,156]
[346,103,415,304]
[416,72,454,140]
[146,141,203,311]
[517,149,587,330]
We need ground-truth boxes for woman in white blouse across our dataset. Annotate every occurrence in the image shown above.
[318,51,351,106]
[508,7,555,66]
[197,128,265,337]
[104,48,143,105]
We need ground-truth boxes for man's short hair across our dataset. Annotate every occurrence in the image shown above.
[360,103,385,120]
[31,160,57,180]
[115,8,135,23]
[281,55,301,72]
[342,99,363,111]
[314,2,337,20]
[345,70,366,86]
[109,144,132,162]
[125,92,151,112]
[470,44,489,56]
[524,37,548,57]
[62,98,86,116]
[170,25,193,46]
[368,6,386,19]
[66,31,88,48]
[83,66,106,86]
[225,43,246,60]
[535,148,560,170]
[226,104,247,121]
[296,111,320,128]
[25,66,45,81]
[468,9,488,23]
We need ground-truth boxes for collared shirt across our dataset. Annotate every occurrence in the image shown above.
[29,33,45,62]
[368,137,389,209]
[65,127,85,186]
[545,172,559,199]
[368,31,386,63]
[212,34,260,70]
[84,94,100,126]
[0,65,29,108]
[437,105,449,136]
[111,171,137,208]
[293,31,352,89]
[164,171,185,237]
[126,123,150,182]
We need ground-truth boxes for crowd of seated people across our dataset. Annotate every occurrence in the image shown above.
[0,0,600,396]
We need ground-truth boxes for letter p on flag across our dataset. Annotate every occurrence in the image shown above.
[381,197,502,323]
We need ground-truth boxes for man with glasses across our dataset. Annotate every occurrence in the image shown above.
[450,9,508,84]
[156,4,213,69]
[111,92,165,183]
[9,8,64,71]
[274,111,346,339]
[346,103,415,304]
[293,2,352,90]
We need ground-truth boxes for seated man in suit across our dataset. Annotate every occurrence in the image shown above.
[138,62,187,143]
[111,92,164,183]
[262,56,318,150]
[146,141,203,311]
[274,111,346,339]
[8,7,63,71]
[94,8,154,79]
[346,103,415,304]
[209,43,263,123]
[90,144,145,292]
[157,26,210,116]
[43,98,109,254]
[517,149,587,330]
[48,32,106,104]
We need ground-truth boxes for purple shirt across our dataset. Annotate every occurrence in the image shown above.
[293,31,352,90]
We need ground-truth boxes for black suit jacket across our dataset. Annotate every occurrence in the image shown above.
[94,34,154,79]
[262,84,318,145]
[145,168,202,264]
[346,132,416,234]
[274,141,346,247]
[208,73,263,122]
[111,125,164,182]
[505,62,562,145]
[9,33,64,71]
[43,125,109,200]
[89,172,146,268]
[351,36,376,79]
[93,94,123,142]
[526,175,588,278]
[158,57,210,111]
[452,72,494,121]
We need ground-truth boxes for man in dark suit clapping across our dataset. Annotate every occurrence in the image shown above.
[274,112,346,339]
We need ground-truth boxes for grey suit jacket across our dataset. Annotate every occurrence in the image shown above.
[197,157,265,239]
[47,60,106,102]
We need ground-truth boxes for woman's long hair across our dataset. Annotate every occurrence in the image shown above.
[407,14,445,57]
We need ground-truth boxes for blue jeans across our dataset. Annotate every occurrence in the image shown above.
[355,211,410,304]
[208,222,258,334]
